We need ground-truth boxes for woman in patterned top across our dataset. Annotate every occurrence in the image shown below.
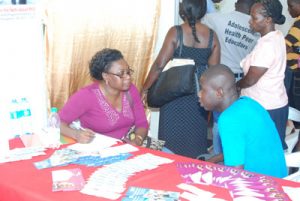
[59,48,149,145]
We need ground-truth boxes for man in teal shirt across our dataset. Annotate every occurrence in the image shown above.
[198,64,287,178]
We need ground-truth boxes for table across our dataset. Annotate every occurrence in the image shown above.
[0,139,299,201]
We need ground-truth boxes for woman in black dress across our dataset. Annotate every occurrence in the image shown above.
[142,0,220,158]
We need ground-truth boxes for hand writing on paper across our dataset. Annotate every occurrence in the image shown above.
[75,129,95,144]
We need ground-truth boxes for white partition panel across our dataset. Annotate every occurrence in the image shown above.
[0,4,47,141]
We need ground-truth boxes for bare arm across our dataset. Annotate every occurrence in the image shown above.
[286,45,293,53]
[208,31,221,66]
[142,27,178,92]
[60,122,95,144]
[236,66,268,90]
[233,165,244,169]
[132,127,148,146]
[206,153,224,164]
[206,153,244,170]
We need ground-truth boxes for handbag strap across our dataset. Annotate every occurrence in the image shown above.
[207,29,214,49]
[175,25,183,57]
[145,136,151,148]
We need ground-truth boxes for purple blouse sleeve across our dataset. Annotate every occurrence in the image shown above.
[58,86,92,124]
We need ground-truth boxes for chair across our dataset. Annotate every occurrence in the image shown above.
[285,107,300,154]
[284,151,300,182]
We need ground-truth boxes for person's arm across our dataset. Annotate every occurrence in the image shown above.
[142,26,178,93]
[285,21,299,54]
[129,85,149,146]
[218,113,246,169]
[236,66,267,90]
[131,127,148,146]
[236,40,273,91]
[60,122,95,144]
[206,153,244,170]
[233,165,244,169]
[59,86,96,143]
[286,45,293,53]
[206,153,224,163]
[207,31,221,66]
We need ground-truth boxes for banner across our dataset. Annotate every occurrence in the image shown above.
[0,4,47,142]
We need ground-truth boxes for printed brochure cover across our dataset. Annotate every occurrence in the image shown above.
[52,168,85,191]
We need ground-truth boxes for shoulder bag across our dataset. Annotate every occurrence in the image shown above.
[147,25,196,108]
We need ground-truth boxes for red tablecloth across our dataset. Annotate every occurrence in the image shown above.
[0,138,299,201]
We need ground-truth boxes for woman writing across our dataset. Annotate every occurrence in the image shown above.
[59,48,149,146]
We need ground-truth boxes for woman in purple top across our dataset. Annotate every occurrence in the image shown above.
[59,48,149,146]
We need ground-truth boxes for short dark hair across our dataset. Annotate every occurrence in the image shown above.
[89,48,124,80]
[257,0,286,25]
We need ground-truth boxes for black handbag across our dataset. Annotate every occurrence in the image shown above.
[147,26,196,108]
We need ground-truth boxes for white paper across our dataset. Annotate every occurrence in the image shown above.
[100,144,138,157]
[282,186,300,201]
[67,134,119,153]
[177,183,215,198]
[190,171,203,184]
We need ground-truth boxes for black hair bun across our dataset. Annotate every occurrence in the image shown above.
[275,14,286,25]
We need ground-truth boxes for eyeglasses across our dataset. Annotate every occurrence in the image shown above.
[105,69,134,79]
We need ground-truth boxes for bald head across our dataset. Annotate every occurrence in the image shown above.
[198,64,238,112]
[201,64,236,91]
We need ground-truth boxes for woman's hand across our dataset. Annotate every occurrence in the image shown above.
[75,129,95,144]
[131,134,144,146]
[123,132,144,146]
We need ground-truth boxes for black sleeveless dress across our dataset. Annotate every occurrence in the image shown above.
[158,26,213,158]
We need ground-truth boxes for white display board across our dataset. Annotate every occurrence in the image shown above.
[0,4,47,150]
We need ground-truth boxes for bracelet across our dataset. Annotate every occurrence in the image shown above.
[128,132,136,141]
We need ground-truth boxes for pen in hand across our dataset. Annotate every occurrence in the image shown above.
[76,126,95,144]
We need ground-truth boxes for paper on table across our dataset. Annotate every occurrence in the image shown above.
[80,188,122,200]
[282,186,300,201]
[180,191,226,201]
[52,168,85,191]
[100,144,139,158]
[67,133,119,153]
[177,183,216,198]
[0,146,46,163]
